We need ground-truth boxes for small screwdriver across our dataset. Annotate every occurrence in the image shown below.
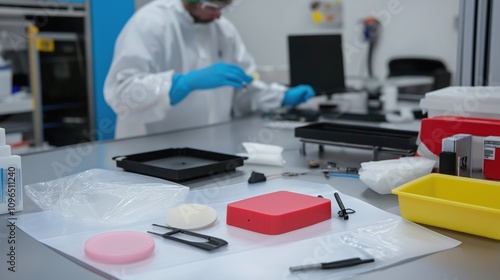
[289,257,374,272]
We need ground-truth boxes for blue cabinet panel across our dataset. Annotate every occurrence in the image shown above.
[90,0,135,140]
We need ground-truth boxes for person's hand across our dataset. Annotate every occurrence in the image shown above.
[282,85,315,106]
[170,62,253,105]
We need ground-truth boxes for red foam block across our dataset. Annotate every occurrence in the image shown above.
[226,191,331,235]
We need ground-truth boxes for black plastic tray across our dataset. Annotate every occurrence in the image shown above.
[295,122,418,151]
[113,148,244,182]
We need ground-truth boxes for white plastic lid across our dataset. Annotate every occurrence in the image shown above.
[420,86,500,115]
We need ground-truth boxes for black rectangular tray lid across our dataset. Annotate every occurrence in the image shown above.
[295,122,418,151]
[113,148,244,182]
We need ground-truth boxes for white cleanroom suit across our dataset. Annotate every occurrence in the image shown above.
[104,0,288,139]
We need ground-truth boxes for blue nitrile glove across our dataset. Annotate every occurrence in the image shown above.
[282,85,316,106]
[169,62,253,105]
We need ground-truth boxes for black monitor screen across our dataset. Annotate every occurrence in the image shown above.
[288,34,345,96]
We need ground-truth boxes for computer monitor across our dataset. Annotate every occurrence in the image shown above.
[288,34,346,97]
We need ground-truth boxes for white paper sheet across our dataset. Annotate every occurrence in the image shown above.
[16,179,461,279]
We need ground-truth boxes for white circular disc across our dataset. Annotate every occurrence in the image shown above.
[166,204,218,230]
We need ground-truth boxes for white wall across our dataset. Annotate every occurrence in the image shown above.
[133,0,459,85]
[225,0,459,85]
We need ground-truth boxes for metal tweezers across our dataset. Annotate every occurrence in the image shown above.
[147,224,228,251]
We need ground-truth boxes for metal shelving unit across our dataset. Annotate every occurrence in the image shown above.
[0,94,33,114]
[0,0,93,149]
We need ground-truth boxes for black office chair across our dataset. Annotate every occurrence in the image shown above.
[387,57,452,91]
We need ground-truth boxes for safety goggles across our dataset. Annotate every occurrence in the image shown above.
[200,0,231,11]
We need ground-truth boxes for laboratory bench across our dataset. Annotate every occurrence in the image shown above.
[1,115,499,280]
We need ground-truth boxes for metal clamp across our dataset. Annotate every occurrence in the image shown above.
[147,224,228,251]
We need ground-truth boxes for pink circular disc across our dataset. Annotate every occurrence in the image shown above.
[84,231,155,264]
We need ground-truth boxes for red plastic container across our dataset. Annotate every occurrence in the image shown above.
[418,116,500,170]
[483,136,500,180]
[226,191,331,235]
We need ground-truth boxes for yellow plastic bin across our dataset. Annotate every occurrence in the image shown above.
[392,173,500,240]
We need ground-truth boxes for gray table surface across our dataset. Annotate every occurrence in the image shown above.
[1,115,499,280]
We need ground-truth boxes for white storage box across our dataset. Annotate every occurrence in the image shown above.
[419,86,500,120]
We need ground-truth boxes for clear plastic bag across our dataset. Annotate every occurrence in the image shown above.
[24,169,189,225]
[359,157,436,194]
